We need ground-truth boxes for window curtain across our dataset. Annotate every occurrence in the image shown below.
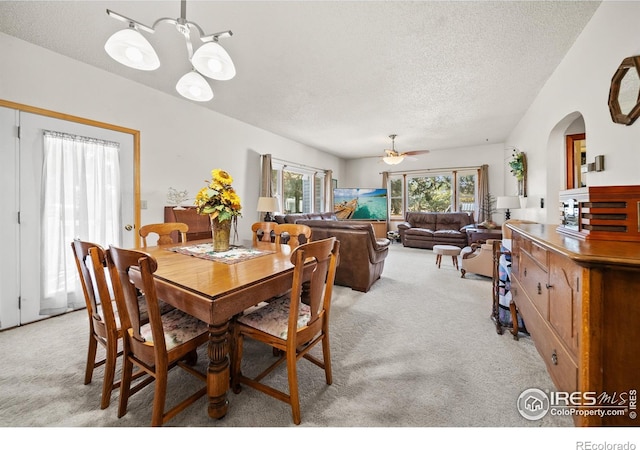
[381,171,389,226]
[260,154,272,197]
[477,164,489,223]
[40,131,121,314]
[324,169,333,212]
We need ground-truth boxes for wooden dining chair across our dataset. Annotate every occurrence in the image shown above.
[251,221,278,245]
[71,239,156,409]
[107,245,208,426]
[274,223,312,248]
[71,239,123,409]
[139,222,189,247]
[231,237,340,425]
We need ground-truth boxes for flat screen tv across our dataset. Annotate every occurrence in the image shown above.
[333,188,388,220]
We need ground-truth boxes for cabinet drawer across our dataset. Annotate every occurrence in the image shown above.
[529,241,549,268]
[516,252,549,320]
[512,278,578,394]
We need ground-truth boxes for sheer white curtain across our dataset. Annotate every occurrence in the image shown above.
[40,131,121,314]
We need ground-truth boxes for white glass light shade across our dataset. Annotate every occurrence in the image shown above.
[192,42,236,80]
[256,197,279,213]
[496,196,521,210]
[383,155,405,165]
[176,71,214,102]
[104,28,160,71]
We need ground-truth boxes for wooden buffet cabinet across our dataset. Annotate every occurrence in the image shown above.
[508,223,640,426]
[164,206,211,242]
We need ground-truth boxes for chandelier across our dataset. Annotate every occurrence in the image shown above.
[104,0,235,102]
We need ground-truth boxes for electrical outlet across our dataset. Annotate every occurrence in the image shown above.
[141,200,148,209]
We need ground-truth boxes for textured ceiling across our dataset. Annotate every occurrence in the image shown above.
[0,1,601,160]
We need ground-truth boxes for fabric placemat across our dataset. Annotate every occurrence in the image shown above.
[167,243,275,264]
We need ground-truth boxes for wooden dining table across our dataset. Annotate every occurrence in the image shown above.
[131,239,300,420]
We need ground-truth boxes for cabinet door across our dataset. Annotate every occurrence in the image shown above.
[548,252,581,356]
[518,252,549,320]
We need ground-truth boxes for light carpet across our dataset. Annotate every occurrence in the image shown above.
[0,244,574,430]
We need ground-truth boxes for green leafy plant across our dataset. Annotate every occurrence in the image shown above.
[509,149,526,181]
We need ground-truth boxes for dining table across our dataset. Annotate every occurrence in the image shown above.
[130,238,303,420]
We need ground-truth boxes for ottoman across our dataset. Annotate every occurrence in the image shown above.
[433,244,462,270]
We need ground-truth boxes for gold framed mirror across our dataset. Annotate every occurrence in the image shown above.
[608,55,640,125]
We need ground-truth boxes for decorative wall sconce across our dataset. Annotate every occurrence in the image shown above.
[581,155,605,173]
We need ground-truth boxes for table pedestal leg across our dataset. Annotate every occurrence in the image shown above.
[207,322,230,419]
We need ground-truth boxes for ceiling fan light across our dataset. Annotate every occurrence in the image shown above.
[192,42,236,80]
[104,28,160,71]
[176,71,214,102]
[383,155,405,165]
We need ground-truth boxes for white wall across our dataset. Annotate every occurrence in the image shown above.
[506,1,640,224]
[0,32,345,242]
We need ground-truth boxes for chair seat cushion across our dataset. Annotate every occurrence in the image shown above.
[103,296,174,329]
[139,308,208,350]
[237,296,311,339]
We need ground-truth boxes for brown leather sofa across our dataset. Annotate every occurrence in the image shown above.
[274,212,337,223]
[274,215,390,292]
[397,212,475,249]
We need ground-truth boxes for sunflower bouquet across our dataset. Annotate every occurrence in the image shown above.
[194,169,242,222]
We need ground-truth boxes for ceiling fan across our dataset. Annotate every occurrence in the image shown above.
[382,134,429,165]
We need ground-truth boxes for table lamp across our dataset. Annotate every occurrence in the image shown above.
[496,196,520,220]
[257,196,279,222]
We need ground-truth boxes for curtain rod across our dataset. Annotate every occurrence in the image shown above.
[270,156,327,173]
[379,165,481,175]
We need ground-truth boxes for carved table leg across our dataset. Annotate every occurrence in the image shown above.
[207,321,230,419]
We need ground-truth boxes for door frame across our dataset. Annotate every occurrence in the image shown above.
[565,133,586,190]
[0,99,141,247]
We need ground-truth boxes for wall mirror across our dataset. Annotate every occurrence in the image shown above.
[608,55,640,125]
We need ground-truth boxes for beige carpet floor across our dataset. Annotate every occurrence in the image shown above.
[3,243,617,443]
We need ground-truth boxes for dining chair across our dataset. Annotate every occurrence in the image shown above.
[251,221,278,245]
[71,239,122,409]
[71,239,156,409]
[139,222,189,247]
[231,237,340,425]
[107,245,208,426]
[274,223,312,248]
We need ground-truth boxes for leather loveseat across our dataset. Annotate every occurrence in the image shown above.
[397,212,475,249]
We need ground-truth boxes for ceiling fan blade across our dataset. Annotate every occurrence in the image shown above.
[403,150,430,156]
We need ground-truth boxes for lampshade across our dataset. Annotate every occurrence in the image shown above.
[257,197,279,212]
[192,42,236,80]
[382,155,405,165]
[105,1,234,102]
[496,196,521,210]
[175,71,214,102]
[104,28,160,71]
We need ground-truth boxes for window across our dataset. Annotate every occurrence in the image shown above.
[389,176,403,216]
[271,163,326,213]
[407,174,452,212]
[388,169,478,218]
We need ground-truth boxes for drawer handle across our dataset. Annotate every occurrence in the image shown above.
[537,282,542,295]
[551,350,558,365]
[524,268,527,277]
[545,283,553,289]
